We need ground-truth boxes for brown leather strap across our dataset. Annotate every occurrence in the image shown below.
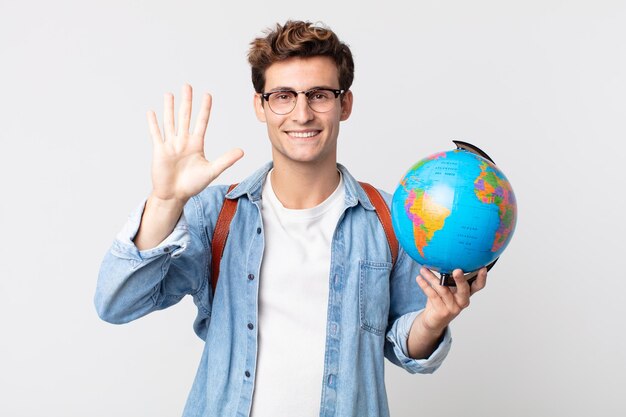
[210,181,398,296]
[359,182,399,266]
[210,184,239,294]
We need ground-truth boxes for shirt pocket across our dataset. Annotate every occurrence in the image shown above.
[358,260,392,336]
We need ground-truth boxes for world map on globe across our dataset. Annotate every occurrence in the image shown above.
[391,148,517,275]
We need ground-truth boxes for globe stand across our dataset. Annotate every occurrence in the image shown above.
[452,140,495,163]
[439,258,499,286]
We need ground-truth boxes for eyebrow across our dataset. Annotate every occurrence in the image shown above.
[266,85,337,92]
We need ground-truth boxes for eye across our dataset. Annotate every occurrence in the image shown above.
[270,92,294,103]
[309,90,332,101]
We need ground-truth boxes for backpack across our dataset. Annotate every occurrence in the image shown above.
[210,182,398,294]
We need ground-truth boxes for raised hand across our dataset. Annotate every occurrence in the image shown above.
[134,84,244,250]
[146,84,244,206]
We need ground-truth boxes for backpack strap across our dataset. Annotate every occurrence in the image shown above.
[358,182,399,266]
[210,184,239,294]
[210,181,399,294]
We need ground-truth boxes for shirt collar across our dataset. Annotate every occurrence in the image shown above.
[225,161,376,211]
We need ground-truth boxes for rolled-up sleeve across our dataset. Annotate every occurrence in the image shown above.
[111,199,190,261]
[95,197,207,325]
[385,310,452,374]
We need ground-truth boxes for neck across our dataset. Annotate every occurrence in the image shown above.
[270,159,340,209]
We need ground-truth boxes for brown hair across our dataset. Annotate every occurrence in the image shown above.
[247,20,354,93]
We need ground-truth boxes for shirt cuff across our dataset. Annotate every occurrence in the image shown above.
[111,199,190,261]
[386,309,452,374]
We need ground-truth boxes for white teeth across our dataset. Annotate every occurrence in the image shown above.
[289,131,318,138]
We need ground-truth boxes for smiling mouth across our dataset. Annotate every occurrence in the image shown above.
[287,130,321,138]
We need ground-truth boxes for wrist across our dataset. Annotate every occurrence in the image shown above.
[417,312,446,340]
[134,195,186,250]
[407,312,447,360]
[147,194,187,212]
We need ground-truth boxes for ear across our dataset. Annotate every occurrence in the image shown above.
[254,93,267,122]
[339,90,353,121]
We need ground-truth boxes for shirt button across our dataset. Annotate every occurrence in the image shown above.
[245,371,251,378]
[248,274,255,281]
[247,323,254,330]
[256,227,262,234]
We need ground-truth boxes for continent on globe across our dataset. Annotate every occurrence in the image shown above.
[473,162,516,253]
[403,185,451,258]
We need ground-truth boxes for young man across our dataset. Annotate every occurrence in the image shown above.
[95,21,487,417]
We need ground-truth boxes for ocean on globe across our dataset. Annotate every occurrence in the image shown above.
[391,147,517,276]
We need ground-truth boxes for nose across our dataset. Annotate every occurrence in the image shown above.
[290,92,314,124]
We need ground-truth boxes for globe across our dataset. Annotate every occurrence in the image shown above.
[391,142,517,283]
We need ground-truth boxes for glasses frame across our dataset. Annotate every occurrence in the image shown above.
[260,88,346,115]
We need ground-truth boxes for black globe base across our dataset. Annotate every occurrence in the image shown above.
[439,273,456,286]
[439,273,479,287]
[438,258,499,287]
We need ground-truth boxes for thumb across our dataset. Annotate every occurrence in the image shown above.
[209,148,244,179]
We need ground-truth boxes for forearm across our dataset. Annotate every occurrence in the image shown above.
[406,312,446,359]
[134,195,186,250]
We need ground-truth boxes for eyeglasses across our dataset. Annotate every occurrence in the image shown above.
[261,88,345,115]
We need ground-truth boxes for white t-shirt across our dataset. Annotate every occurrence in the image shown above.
[249,170,345,417]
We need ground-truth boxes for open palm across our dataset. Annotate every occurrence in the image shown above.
[146,84,243,204]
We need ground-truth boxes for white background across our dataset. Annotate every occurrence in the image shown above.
[1,1,625,416]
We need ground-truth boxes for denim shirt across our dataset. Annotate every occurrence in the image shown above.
[95,162,452,417]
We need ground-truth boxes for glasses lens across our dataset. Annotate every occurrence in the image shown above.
[268,91,296,114]
[307,90,336,113]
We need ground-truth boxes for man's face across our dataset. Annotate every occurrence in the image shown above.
[254,56,353,168]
